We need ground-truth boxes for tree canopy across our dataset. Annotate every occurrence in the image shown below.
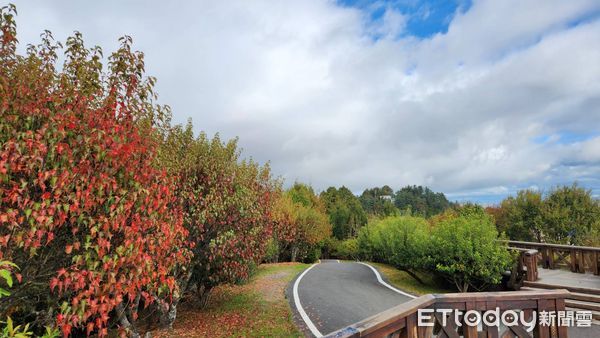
[359,185,398,217]
[320,186,367,239]
[489,184,600,245]
[394,185,452,217]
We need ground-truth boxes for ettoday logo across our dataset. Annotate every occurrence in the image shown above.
[417,308,593,332]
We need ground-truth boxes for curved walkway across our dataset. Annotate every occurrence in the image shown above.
[289,260,600,338]
[289,260,415,337]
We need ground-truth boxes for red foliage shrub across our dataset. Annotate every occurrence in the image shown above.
[159,126,277,317]
[0,5,189,336]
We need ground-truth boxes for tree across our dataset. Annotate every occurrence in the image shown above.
[320,186,367,239]
[158,124,277,322]
[394,185,452,217]
[494,190,544,242]
[542,184,600,245]
[428,213,512,292]
[0,6,189,336]
[491,184,600,245]
[279,182,331,262]
[359,185,398,217]
[271,193,299,262]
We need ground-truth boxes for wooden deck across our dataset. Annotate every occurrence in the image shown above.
[537,268,600,290]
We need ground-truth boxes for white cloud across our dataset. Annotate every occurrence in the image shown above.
[11,0,600,202]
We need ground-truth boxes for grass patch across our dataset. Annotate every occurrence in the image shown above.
[154,262,308,337]
[368,262,453,296]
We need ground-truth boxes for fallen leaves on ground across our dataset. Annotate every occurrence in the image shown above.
[153,263,307,337]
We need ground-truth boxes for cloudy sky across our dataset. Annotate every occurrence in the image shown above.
[11,0,600,203]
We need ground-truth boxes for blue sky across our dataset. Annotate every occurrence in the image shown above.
[338,0,472,38]
[11,0,600,204]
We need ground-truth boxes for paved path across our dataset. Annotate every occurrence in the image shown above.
[288,260,600,338]
[289,260,415,337]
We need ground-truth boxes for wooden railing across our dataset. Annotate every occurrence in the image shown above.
[508,247,539,285]
[325,289,570,338]
[506,240,600,275]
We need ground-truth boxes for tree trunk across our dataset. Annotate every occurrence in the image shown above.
[197,284,213,309]
[116,302,140,338]
[157,270,192,329]
[158,302,178,329]
[290,245,298,262]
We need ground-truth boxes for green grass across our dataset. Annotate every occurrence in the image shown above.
[368,262,452,296]
[154,263,308,338]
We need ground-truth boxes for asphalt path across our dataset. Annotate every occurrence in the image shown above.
[288,260,415,337]
[288,260,600,338]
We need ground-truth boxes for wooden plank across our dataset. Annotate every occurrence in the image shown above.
[577,250,585,273]
[496,300,538,311]
[365,319,406,338]
[482,300,499,338]
[555,298,569,338]
[400,313,417,338]
[504,240,600,253]
[434,290,570,302]
[523,281,600,295]
[510,325,532,338]
[345,295,435,336]
[535,299,551,338]
[568,292,600,303]
[462,301,478,338]
[417,323,433,338]
[434,312,460,338]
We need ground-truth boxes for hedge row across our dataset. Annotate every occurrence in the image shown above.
[357,211,513,292]
[0,6,319,336]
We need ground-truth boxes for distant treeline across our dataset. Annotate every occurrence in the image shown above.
[359,185,454,218]
[486,184,600,246]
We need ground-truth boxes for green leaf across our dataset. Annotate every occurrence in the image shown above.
[0,288,10,297]
[0,270,12,287]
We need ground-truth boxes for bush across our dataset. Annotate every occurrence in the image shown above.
[335,238,359,260]
[158,126,278,322]
[428,214,512,292]
[358,216,429,283]
[321,238,359,260]
[358,214,512,292]
[263,239,280,263]
[303,246,322,264]
[0,7,189,336]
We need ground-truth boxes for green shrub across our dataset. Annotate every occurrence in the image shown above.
[335,239,359,260]
[302,246,322,263]
[428,214,512,292]
[263,239,280,263]
[358,214,512,292]
[358,216,429,283]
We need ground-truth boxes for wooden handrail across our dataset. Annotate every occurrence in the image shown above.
[504,240,600,275]
[326,289,571,338]
[503,240,600,253]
